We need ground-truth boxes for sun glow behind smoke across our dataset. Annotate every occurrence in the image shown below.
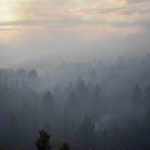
[0,0,149,45]
[0,0,24,21]
[0,0,149,67]
[0,0,32,43]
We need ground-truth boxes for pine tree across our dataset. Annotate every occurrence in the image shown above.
[41,92,54,119]
[0,146,3,150]
[60,142,70,150]
[74,115,95,150]
[132,83,143,109]
[133,83,142,101]
[41,92,53,109]
[35,130,51,150]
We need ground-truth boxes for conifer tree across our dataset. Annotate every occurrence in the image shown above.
[35,130,51,150]
[60,142,70,150]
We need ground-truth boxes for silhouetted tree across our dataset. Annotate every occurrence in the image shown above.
[132,84,142,101]
[8,114,19,134]
[60,142,70,150]
[144,85,150,101]
[0,146,3,150]
[64,91,80,121]
[90,84,104,121]
[41,92,53,110]
[41,92,54,120]
[74,115,95,150]
[29,69,38,78]
[76,78,87,95]
[90,70,98,85]
[35,130,51,150]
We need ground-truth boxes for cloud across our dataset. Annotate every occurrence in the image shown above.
[127,0,149,3]
[0,0,150,49]
[0,3,150,31]
[0,20,48,26]
[80,5,150,16]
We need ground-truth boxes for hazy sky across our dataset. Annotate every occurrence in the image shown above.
[0,0,150,67]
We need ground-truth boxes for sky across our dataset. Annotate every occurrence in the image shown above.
[0,0,150,67]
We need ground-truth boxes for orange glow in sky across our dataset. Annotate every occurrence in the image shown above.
[0,0,149,44]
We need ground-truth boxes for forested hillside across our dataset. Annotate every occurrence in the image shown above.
[0,55,150,150]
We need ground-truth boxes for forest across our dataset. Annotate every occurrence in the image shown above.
[0,54,150,150]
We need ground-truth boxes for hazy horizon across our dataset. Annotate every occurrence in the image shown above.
[0,0,150,67]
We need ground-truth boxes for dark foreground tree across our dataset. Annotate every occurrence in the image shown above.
[0,146,3,150]
[60,142,70,150]
[35,130,51,150]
